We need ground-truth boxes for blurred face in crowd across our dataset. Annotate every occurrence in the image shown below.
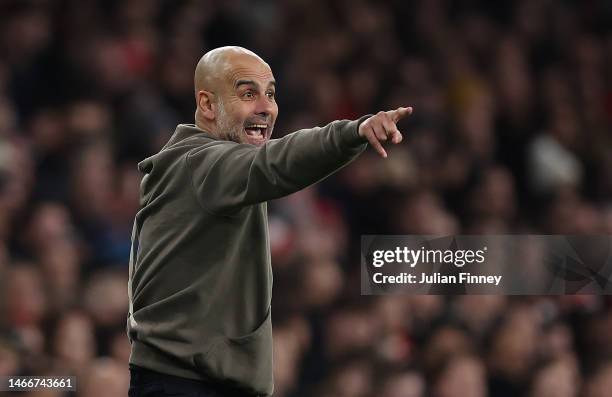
[530,357,580,397]
[195,47,278,146]
[381,371,425,397]
[53,311,96,370]
[5,265,46,327]
[423,326,472,373]
[80,358,129,397]
[434,356,487,397]
[488,307,539,382]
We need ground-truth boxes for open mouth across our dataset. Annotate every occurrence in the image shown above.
[244,123,268,144]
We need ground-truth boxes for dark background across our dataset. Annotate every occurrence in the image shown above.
[1,0,612,396]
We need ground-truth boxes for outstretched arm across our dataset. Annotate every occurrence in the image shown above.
[187,107,413,214]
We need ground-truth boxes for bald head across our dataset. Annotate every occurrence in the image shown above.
[194,46,269,95]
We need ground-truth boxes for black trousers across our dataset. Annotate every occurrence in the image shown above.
[128,364,253,397]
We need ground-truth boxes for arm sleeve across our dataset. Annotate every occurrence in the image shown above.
[186,117,369,214]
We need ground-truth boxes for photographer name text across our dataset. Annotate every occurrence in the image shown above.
[372,272,502,285]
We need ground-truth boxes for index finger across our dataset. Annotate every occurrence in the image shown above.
[386,106,413,122]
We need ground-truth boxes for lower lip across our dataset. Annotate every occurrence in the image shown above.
[245,130,267,145]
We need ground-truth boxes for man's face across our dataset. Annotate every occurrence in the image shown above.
[214,54,278,146]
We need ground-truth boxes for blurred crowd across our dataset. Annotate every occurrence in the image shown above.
[1,0,612,396]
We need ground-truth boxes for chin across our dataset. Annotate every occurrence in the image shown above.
[244,136,268,146]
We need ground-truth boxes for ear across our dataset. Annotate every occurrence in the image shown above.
[197,90,216,121]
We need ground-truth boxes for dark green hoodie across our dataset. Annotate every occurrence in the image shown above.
[127,119,367,396]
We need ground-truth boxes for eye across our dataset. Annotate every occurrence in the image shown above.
[242,90,255,99]
[266,91,275,99]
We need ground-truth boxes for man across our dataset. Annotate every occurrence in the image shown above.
[127,46,412,397]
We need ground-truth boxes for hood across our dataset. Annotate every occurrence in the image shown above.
[136,124,219,206]
[137,124,218,176]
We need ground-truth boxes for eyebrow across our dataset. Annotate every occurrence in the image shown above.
[235,79,276,89]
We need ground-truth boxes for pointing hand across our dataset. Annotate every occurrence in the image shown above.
[358,106,413,158]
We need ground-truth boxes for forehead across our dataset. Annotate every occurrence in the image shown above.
[222,54,274,87]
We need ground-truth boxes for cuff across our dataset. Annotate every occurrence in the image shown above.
[342,114,373,147]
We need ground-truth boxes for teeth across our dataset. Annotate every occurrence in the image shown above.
[245,124,267,138]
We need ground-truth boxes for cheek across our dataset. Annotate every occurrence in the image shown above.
[227,101,255,121]
[240,107,255,121]
[217,104,242,123]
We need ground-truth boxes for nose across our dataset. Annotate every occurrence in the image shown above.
[254,95,276,119]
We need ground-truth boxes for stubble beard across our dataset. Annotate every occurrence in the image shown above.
[216,100,247,144]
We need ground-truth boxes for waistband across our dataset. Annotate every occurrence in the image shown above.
[129,364,260,397]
